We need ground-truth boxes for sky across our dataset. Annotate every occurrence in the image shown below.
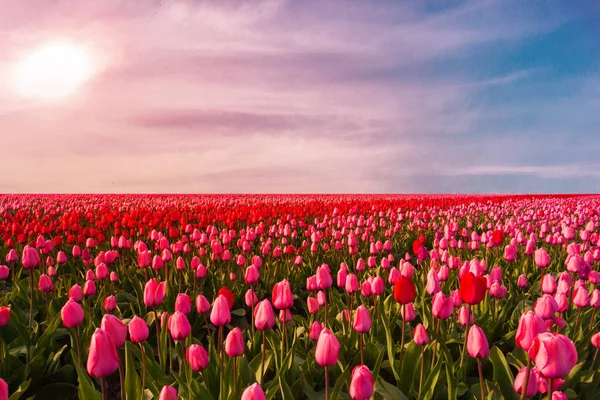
[0,0,599,194]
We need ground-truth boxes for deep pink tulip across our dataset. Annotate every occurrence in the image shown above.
[315,328,340,367]
[186,344,209,371]
[0,378,7,400]
[254,299,275,330]
[128,316,149,343]
[225,327,245,357]
[86,328,120,378]
[467,325,489,358]
[158,385,177,400]
[101,314,127,348]
[0,306,10,327]
[272,279,293,310]
[22,245,40,269]
[309,321,323,341]
[513,366,538,398]
[413,323,430,346]
[349,365,374,400]
[353,305,371,333]
[516,311,546,351]
[245,265,259,284]
[432,292,453,320]
[83,280,96,296]
[103,295,117,312]
[144,278,166,308]
[528,332,577,379]
[38,274,53,293]
[168,311,191,341]
[210,295,231,327]
[241,383,266,400]
[196,295,210,314]
[175,293,192,315]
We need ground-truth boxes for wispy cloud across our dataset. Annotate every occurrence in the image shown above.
[0,0,597,192]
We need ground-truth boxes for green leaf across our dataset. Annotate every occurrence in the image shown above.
[330,368,351,400]
[488,346,519,400]
[125,342,142,400]
[381,317,400,382]
[279,375,295,400]
[74,359,102,400]
[417,360,442,400]
[399,341,420,395]
[375,376,409,400]
[8,379,32,400]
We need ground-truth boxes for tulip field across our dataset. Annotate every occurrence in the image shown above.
[2,194,600,400]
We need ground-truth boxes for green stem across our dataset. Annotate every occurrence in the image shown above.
[477,358,485,400]
[140,343,147,400]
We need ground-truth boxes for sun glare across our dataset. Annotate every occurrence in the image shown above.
[12,41,93,100]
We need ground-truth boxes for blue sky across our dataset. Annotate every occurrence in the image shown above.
[0,0,599,193]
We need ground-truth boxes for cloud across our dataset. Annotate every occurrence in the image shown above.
[0,0,596,192]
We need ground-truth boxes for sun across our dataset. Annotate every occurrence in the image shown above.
[12,41,93,100]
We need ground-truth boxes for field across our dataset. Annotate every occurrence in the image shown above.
[0,194,599,400]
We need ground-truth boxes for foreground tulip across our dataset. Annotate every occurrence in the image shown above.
[528,333,577,380]
[414,323,430,392]
[168,311,191,341]
[128,316,149,343]
[316,328,340,400]
[87,328,120,381]
[210,295,231,327]
[516,311,546,351]
[468,325,489,400]
[460,272,487,305]
[272,279,293,310]
[143,278,166,308]
[225,327,245,396]
[514,366,538,398]
[393,276,416,304]
[353,305,371,364]
[186,343,209,372]
[241,383,266,400]
[101,314,127,348]
[349,365,374,400]
[158,385,177,400]
[61,300,84,328]
[0,378,7,400]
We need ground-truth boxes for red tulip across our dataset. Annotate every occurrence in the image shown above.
[217,286,235,309]
[459,272,487,305]
[393,276,416,304]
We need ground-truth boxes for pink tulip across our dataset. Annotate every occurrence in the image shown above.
[315,328,340,367]
[22,245,40,269]
[101,314,127,347]
[0,307,9,327]
[175,293,192,315]
[158,386,177,400]
[467,325,489,358]
[86,328,120,378]
[83,280,96,296]
[309,321,323,341]
[413,324,430,346]
[432,292,453,320]
[513,366,538,398]
[168,311,191,341]
[196,295,210,314]
[528,333,577,378]
[225,327,245,357]
[103,295,117,312]
[349,365,374,400]
[516,311,546,351]
[254,299,275,330]
[128,316,149,343]
[186,344,209,371]
[241,383,266,400]
[272,279,293,310]
[353,305,371,333]
[210,295,231,327]
[144,279,166,308]
[38,274,53,293]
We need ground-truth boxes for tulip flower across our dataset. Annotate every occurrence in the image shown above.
[103,295,117,313]
[168,311,191,341]
[87,328,120,393]
[315,328,340,400]
[0,378,7,400]
[272,279,293,310]
[528,332,577,398]
[175,293,192,315]
[514,366,538,398]
[68,284,83,302]
[468,325,489,399]
[309,321,323,341]
[349,365,374,400]
[0,306,10,366]
[101,314,127,348]
[353,305,371,364]
[225,327,245,397]
[186,343,209,372]
[241,383,266,400]
[128,315,149,390]
[414,323,430,392]
[158,385,177,400]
